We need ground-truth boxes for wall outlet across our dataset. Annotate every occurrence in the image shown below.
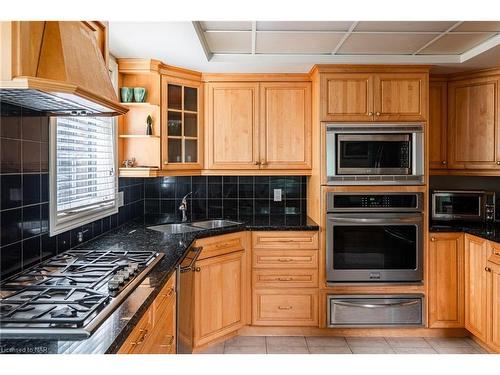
[273,189,282,202]
[118,191,124,207]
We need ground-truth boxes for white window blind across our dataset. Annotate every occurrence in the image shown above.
[50,116,118,235]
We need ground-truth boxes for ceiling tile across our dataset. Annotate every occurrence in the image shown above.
[419,33,496,54]
[200,21,252,31]
[453,21,500,32]
[354,21,457,32]
[338,33,435,54]
[256,32,345,54]
[204,31,252,53]
[256,21,353,31]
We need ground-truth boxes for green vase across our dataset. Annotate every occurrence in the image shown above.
[133,87,147,103]
[120,87,133,103]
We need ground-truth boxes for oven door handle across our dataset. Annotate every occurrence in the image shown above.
[332,300,420,309]
[329,215,422,224]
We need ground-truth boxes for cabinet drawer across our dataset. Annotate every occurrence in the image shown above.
[252,231,318,250]
[152,274,176,324]
[253,269,318,288]
[253,250,318,269]
[195,232,246,260]
[142,296,176,354]
[252,289,318,326]
[117,309,152,354]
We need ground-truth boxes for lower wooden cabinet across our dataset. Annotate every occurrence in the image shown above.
[252,288,318,326]
[465,234,491,342]
[428,233,465,328]
[190,232,250,349]
[118,273,176,354]
[487,258,500,352]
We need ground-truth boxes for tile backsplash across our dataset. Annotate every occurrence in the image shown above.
[0,103,144,279]
[143,175,308,226]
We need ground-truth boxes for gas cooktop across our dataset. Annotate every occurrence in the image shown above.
[0,249,164,340]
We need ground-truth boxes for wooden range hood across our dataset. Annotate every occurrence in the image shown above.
[0,21,127,116]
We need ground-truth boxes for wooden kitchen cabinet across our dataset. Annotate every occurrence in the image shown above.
[191,232,249,349]
[205,81,312,172]
[320,68,428,122]
[118,273,176,354]
[429,80,448,169]
[448,76,500,170]
[428,233,464,328]
[465,234,492,341]
[487,255,500,353]
[205,82,260,170]
[259,82,312,169]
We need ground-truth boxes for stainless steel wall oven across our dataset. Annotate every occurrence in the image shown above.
[326,192,424,283]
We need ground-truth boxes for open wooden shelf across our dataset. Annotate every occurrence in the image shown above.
[119,167,160,177]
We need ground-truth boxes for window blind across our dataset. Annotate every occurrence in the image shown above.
[54,116,117,224]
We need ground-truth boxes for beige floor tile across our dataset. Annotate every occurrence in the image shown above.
[346,337,390,348]
[425,337,475,348]
[309,346,352,354]
[386,337,432,348]
[350,346,395,354]
[224,345,267,354]
[434,347,482,354]
[306,336,348,347]
[266,336,307,347]
[267,345,310,354]
[393,347,438,354]
[197,343,225,354]
[224,336,266,347]
[464,338,489,353]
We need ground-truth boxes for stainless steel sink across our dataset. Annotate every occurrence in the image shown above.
[147,223,203,235]
[190,219,241,229]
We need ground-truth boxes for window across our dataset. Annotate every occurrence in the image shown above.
[49,116,118,236]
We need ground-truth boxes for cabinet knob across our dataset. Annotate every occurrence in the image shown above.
[442,160,447,165]
[431,237,436,242]
[261,160,268,166]
[496,161,500,165]
[375,112,381,116]
[255,161,261,165]
[194,267,201,272]
[368,112,374,116]
[485,267,492,272]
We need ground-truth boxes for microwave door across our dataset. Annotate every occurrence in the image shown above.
[432,193,483,221]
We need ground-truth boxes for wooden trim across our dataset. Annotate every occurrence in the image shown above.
[445,67,500,81]
[200,169,312,176]
[311,64,431,75]
[202,73,311,82]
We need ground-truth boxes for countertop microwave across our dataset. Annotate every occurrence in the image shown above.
[431,190,496,222]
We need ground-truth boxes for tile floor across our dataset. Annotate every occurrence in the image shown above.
[197,336,489,354]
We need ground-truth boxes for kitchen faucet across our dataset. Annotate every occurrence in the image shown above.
[179,192,192,222]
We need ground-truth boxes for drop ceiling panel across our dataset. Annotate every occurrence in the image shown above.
[205,32,252,53]
[256,32,345,54]
[339,33,436,54]
[354,21,457,32]
[256,21,353,31]
[419,33,496,54]
[200,21,252,31]
[453,21,500,32]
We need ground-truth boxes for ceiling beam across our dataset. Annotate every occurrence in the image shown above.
[460,32,500,62]
[331,21,358,54]
[412,21,463,55]
[191,21,213,61]
[251,21,256,54]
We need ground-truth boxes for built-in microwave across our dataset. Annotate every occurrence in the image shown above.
[431,190,496,222]
[326,123,424,185]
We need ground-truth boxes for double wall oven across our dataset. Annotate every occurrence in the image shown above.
[326,192,424,283]
[326,123,424,185]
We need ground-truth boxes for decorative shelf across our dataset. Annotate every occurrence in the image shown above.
[119,167,160,177]
[119,134,160,139]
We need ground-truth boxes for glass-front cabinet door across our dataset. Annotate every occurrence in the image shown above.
[161,77,202,170]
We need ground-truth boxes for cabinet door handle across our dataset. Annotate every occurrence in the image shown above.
[159,335,175,348]
[277,258,293,262]
[163,287,175,298]
[278,306,293,310]
[277,277,293,281]
[131,328,149,346]
[494,252,500,256]
[485,267,492,272]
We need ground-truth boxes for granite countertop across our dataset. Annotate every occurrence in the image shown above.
[430,222,500,243]
[0,215,319,354]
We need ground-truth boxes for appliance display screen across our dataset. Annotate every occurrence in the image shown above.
[434,195,480,216]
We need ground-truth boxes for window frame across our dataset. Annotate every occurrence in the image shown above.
[49,116,119,236]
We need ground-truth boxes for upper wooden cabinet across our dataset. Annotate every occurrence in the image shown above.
[448,76,500,170]
[429,80,448,169]
[260,82,312,169]
[428,233,464,328]
[465,234,491,342]
[319,68,428,122]
[205,80,312,172]
[206,82,260,170]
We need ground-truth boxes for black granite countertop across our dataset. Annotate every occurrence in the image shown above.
[430,221,500,243]
[0,215,318,354]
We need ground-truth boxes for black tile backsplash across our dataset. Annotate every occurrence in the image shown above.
[0,104,145,279]
[143,175,307,225]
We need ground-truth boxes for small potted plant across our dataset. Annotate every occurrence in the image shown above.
[146,115,153,135]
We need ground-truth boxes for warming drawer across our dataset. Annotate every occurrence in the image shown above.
[328,294,424,327]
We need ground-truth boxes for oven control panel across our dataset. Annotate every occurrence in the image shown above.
[328,193,423,212]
